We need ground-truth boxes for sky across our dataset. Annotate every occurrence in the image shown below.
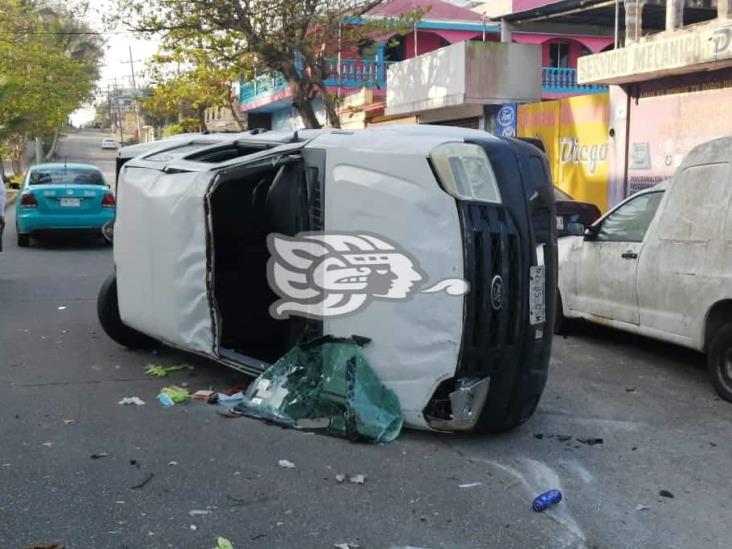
[70,0,160,126]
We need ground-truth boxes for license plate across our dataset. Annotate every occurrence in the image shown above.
[556,216,564,230]
[60,198,80,207]
[529,265,546,325]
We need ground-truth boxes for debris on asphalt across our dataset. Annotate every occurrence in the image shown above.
[189,509,210,516]
[57,306,67,311]
[625,387,638,392]
[90,453,109,459]
[21,544,65,549]
[533,433,544,440]
[157,385,190,406]
[225,336,403,443]
[636,504,650,511]
[659,490,675,498]
[532,489,563,512]
[190,524,197,531]
[576,437,604,446]
[556,435,572,442]
[194,390,215,401]
[42,442,53,448]
[334,543,361,549]
[145,364,194,378]
[130,459,139,468]
[209,391,246,405]
[130,473,154,490]
[214,537,234,549]
[168,461,178,466]
[348,474,367,485]
[335,474,346,483]
[118,397,146,406]
[63,419,76,425]
[278,459,296,469]
[458,482,482,489]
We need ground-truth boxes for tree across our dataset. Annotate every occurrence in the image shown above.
[142,46,250,131]
[0,0,102,173]
[115,0,420,129]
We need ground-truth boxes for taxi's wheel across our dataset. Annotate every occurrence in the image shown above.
[97,273,158,350]
[17,233,30,247]
[708,323,732,403]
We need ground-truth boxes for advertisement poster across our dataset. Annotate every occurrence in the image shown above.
[627,84,732,195]
[519,94,609,212]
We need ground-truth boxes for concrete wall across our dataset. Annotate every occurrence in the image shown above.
[386,41,541,117]
[271,98,327,131]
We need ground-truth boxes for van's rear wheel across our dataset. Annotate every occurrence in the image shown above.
[97,272,158,350]
[708,323,732,403]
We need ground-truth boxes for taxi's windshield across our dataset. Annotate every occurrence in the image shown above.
[28,167,106,186]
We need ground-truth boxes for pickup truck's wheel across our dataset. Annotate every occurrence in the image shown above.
[97,273,158,349]
[708,323,732,403]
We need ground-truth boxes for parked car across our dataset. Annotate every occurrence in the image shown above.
[556,136,732,401]
[15,163,115,247]
[101,138,119,150]
[98,126,557,433]
[553,187,602,238]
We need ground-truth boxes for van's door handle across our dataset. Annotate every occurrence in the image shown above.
[621,251,638,259]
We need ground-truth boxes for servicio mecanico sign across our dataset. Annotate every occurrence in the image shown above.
[578,23,732,84]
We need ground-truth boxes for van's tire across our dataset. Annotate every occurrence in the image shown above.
[708,323,732,403]
[97,272,158,350]
[17,233,30,247]
[554,291,572,335]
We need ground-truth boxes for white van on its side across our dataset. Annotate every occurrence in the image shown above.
[557,136,732,401]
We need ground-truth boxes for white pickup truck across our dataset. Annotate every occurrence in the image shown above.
[557,136,732,401]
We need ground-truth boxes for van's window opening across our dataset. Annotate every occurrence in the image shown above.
[430,143,502,204]
[145,142,223,162]
[28,167,106,186]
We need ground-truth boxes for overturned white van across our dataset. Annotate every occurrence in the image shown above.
[98,126,557,433]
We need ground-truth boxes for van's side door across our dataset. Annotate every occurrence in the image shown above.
[569,191,664,325]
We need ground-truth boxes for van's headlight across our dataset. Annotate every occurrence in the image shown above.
[430,142,502,204]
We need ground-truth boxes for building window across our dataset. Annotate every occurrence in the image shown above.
[549,42,570,68]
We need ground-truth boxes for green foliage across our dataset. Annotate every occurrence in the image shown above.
[0,0,103,167]
[114,1,421,129]
[162,119,200,137]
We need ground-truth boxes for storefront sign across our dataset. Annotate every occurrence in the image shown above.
[496,103,517,137]
[578,23,732,84]
[518,94,609,211]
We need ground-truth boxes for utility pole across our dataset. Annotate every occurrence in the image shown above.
[124,45,144,142]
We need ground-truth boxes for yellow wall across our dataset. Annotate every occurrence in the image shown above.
[518,94,609,212]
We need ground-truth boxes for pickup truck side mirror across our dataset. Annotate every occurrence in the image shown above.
[566,222,585,237]
[584,224,600,240]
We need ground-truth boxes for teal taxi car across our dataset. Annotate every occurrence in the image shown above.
[15,163,115,247]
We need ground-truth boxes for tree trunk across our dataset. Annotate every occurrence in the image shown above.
[226,95,246,131]
[197,106,207,131]
[44,128,60,161]
[289,78,322,129]
[0,155,7,184]
[321,90,341,129]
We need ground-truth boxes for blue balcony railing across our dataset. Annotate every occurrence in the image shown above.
[240,58,392,107]
[542,67,607,95]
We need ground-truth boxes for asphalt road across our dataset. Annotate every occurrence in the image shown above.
[2,131,732,549]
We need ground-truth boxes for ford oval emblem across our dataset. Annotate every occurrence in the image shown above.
[490,275,504,311]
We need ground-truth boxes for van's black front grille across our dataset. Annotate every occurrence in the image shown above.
[459,203,521,377]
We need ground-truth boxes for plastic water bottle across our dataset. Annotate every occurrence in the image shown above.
[532,489,562,512]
